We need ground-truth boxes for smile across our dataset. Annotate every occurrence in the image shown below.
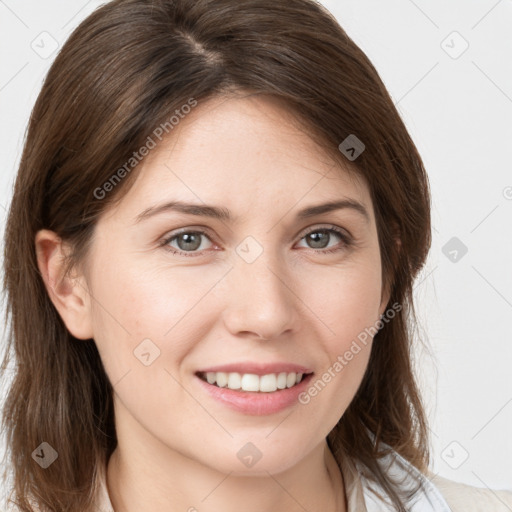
[196,371,309,392]
[194,362,314,415]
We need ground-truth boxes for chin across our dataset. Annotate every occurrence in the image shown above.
[193,434,316,476]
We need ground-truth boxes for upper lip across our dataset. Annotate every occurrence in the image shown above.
[196,362,314,376]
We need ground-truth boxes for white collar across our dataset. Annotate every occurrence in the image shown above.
[339,436,453,512]
[95,441,453,512]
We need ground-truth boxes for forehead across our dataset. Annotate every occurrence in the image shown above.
[107,94,373,223]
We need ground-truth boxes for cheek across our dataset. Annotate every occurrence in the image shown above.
[307,256,383,349]
[295,257,382,413]
[87,254,225,376]
[86,260,210,427]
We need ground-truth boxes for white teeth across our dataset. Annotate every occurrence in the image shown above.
[216,372,228,388]
[286,372,297,388]
[228,372,242,390]
[201,371,307,392]
[259,374,277,392]
[276,372,287,389]
[241,373,260,392]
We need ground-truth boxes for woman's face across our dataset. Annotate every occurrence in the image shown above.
[80,94,389,474]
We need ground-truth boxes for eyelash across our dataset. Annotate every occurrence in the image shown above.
[159,225,353,258]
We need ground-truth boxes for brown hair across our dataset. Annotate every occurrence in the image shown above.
[1,0,432,510]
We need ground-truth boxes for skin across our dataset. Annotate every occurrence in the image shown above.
[36,93,391,512]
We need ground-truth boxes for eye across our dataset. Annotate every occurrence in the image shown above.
[161,229,215,257]
[160,225,352,257]
[296,225,352,254]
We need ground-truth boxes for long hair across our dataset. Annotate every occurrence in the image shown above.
[1,1,432,510]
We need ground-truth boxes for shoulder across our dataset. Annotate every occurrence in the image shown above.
[368,435,512,512]
[428,472,512,512]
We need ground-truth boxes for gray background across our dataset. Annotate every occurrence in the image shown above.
[0,0,511,495]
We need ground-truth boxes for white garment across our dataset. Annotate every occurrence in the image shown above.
[93,444,512,512]
[338,438,512,512]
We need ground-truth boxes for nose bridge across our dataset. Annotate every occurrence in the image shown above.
[222,237,299,339]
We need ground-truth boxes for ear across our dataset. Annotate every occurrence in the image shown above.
[35,229,94,340]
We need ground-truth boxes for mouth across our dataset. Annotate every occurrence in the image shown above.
[194,364,315,415]
[195,370,313,393]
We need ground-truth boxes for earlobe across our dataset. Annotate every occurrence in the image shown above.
[35,229,94,340]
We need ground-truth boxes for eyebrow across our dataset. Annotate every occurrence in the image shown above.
[134,199,370,224]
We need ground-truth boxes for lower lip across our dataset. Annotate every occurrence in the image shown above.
[194,373,314,416]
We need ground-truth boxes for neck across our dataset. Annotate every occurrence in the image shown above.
[106,420,346,512]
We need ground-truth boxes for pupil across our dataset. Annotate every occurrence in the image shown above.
[179,233,201,251]
[308,231,328,249]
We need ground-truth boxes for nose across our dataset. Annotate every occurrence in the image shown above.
[220,250,301,341]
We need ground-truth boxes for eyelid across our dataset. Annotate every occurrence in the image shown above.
[297,223,352,240]
[158,226,218,250]
[162,222,352,240]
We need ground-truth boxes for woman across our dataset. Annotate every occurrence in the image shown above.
[1,0,511,511]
